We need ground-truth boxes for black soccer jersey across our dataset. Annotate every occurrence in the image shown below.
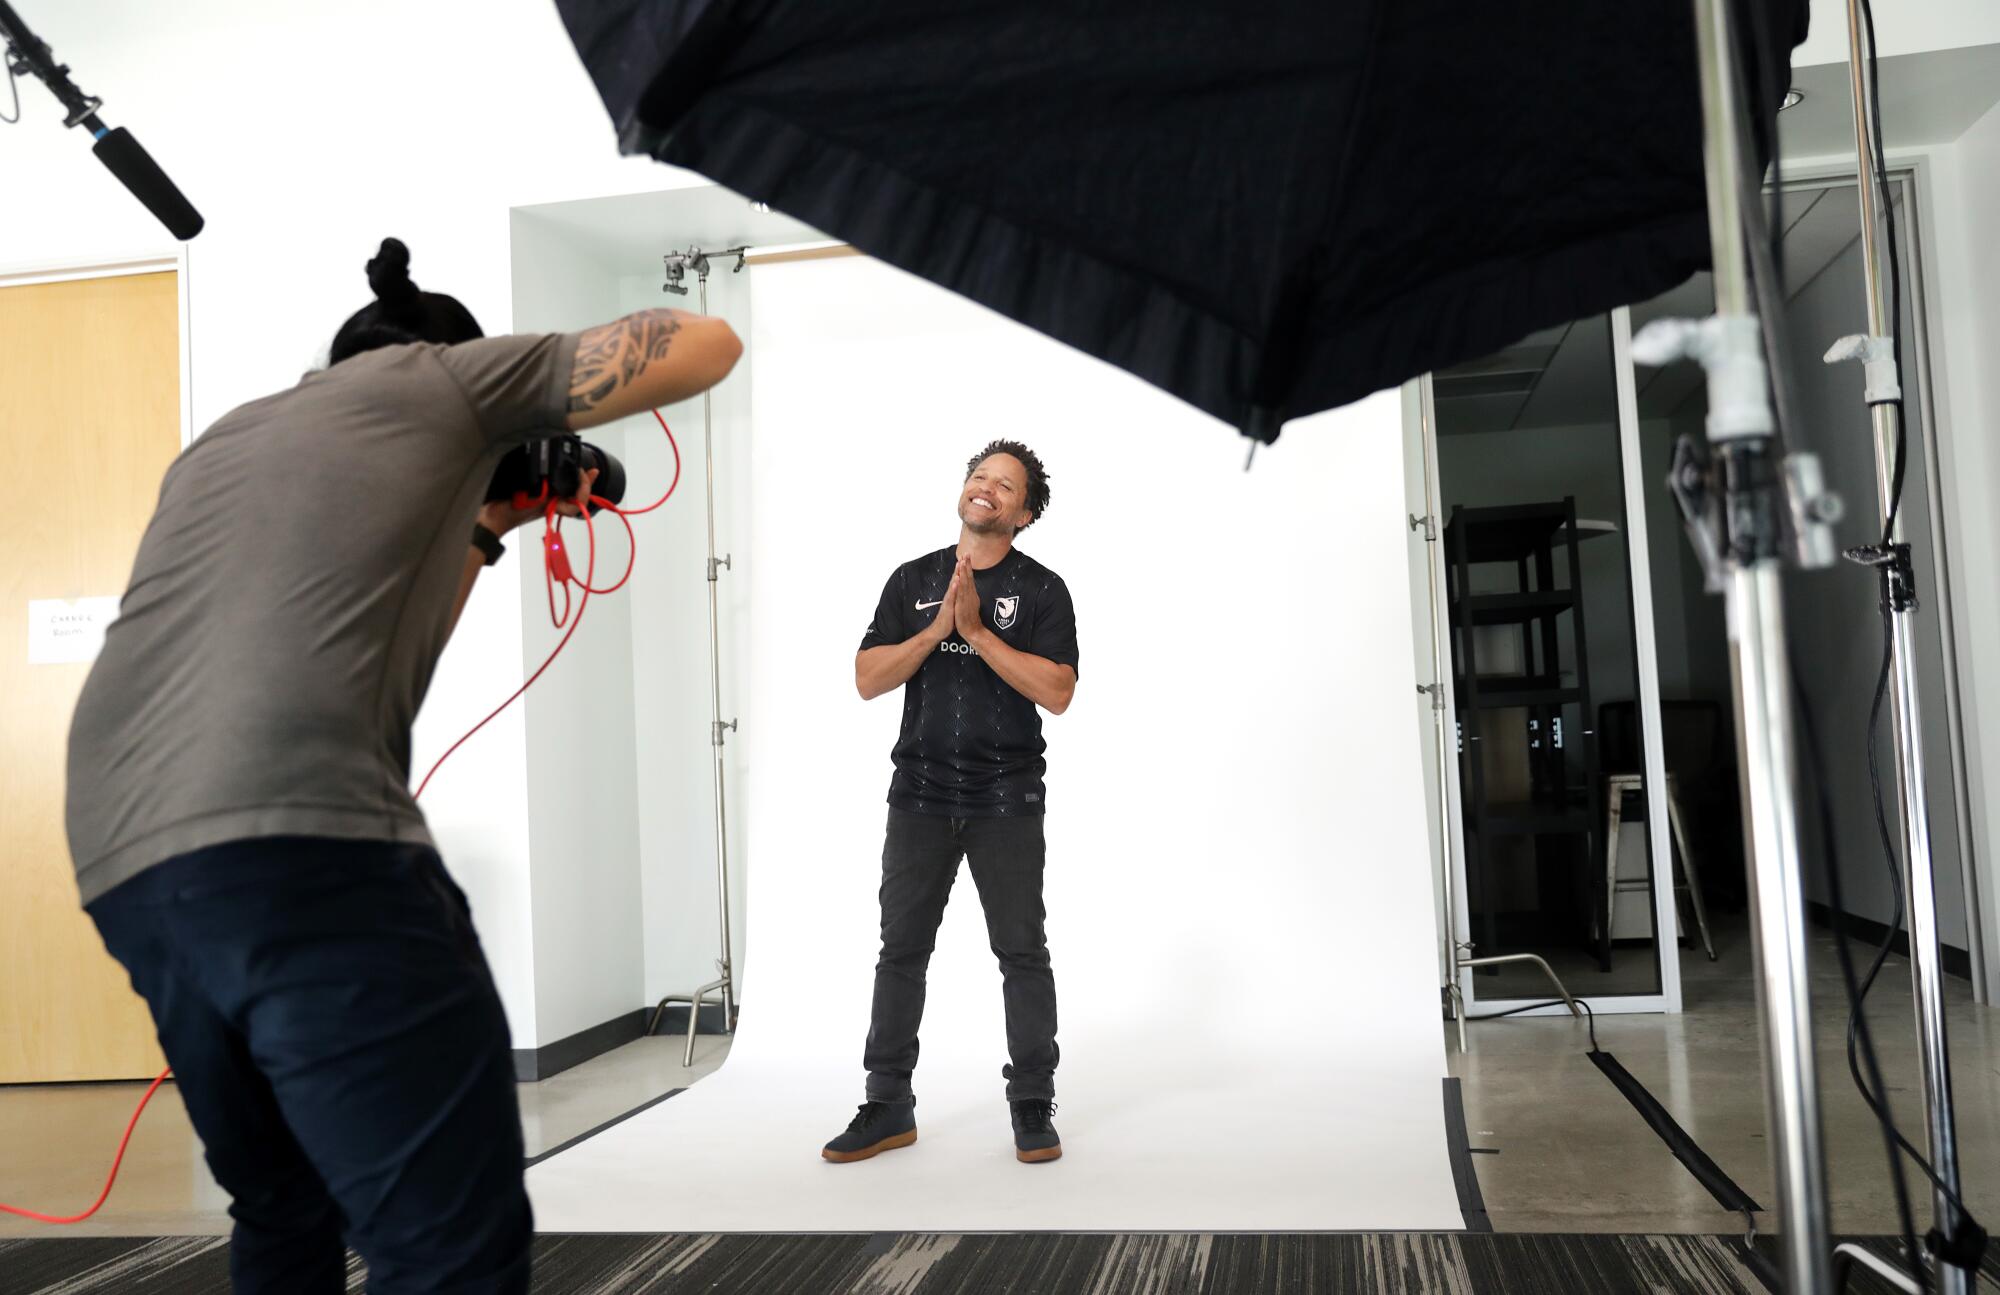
[859,546,1080,816]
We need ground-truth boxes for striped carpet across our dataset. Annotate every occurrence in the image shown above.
[0,1232,1960,1293]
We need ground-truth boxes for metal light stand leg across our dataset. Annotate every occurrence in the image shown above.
[647,253,739,1068]
[1824,5,1970,1284]
[1413,379,1586,1051]
[1836,1243,1925,1295]
[1729,559,1832,1295]
[1460,955,1584,1013]
[1632,3,1839,1289]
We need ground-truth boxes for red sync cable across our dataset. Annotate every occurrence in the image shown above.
[620,409,684,515]
[3,411,681,1226]
[419,407,679,795]
[0,1069,172,1224]
[566,409,678,597]
[418,496,600,800]
[568,502,638,596]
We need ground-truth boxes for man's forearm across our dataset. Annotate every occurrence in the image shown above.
[857,630,943,700]
[964,628,1075,714]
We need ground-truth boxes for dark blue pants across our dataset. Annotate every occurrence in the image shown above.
[88,838,530,1295]
[864,809,1058,1104]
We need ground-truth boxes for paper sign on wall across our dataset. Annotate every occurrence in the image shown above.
[27,598,122,665]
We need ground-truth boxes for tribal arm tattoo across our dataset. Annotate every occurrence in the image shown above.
[567,310,685,415]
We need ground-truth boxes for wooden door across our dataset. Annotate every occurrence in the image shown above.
[0,271,180,1082]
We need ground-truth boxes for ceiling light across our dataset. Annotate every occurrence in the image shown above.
[1779,88,1804,112]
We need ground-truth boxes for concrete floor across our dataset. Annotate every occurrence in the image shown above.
[4,924,1992,1242]
[1451,912,1999,1236]
[0,1032,731,1239]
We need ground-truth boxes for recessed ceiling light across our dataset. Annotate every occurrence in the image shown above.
[749,200,772,212]
[1780,88,1805,111]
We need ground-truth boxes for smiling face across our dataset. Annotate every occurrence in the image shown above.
[958,453,1034,535]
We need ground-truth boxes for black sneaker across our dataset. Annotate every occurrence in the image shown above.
[1011,1099,1062,1163]
[822,1101,918,1163]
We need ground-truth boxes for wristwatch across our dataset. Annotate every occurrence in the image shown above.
[470,523,507,567]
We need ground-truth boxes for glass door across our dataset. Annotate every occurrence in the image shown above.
[1420,309,1683,1016]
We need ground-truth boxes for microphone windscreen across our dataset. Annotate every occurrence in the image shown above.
[93,127,204,241]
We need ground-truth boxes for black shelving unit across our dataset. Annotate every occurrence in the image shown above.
[1446,499,1605,972]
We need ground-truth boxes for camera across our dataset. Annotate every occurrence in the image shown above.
[486,435,627,513]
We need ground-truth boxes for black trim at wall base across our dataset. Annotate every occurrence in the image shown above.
[514,1010,647,1082]
[512,1003,735,1082]
[1805,900,1971,981]
[524,1088,684,1168]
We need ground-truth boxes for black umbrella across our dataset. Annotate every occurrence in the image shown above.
[557,1,1806,441]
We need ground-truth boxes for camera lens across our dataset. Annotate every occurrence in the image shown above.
[581,443,627,509]
[484,436,627,510]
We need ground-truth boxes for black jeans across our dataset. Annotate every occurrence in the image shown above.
[87,838,530,1295]
[864,809,1058,1104]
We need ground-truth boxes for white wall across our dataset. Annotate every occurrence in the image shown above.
[1777,231,1968,947]
[0,0,707,1047]
[507,216,650,1045]
[1777,125,2000,989]
[614,270,754,1009]
[1925,106,2000,993]
[489,228,760,1037]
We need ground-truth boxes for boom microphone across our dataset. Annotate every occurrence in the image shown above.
[92,127,205,240]
[0,0,204,241]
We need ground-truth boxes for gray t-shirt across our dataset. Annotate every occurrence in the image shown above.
[66,332,581,905]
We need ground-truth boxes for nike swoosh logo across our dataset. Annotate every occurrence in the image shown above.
[915,599,944,610]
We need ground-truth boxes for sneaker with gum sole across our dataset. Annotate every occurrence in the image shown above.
[1011,1099,1061,1163]
[822,1100,917,1163]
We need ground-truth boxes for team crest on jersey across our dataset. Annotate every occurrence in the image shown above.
[993,595,1020,629]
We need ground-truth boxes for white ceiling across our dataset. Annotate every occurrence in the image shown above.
[513,184,828,277]
[1780,42,2000,158]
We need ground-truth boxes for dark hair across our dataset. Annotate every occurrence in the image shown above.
[328,238,484,365]
[965,439,1050,534]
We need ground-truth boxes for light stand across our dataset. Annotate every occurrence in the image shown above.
[1630,1,1844,1288]
[647,246,748,1066]
[1821,2,1972,1286]
[1411,377,1585,1051]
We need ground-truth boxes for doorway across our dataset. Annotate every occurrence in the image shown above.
[0,265,185,1082]
[1420,309,1682,1017]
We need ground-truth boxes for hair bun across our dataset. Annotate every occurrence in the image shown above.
[365,237,416,301]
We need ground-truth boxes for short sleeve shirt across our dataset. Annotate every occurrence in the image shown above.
[859,546,1079,816]
[65,333,581,904]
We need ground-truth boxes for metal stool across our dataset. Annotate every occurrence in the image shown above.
[1603,771,1716,961]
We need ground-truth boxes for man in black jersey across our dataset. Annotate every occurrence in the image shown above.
[822,440,1079,1166]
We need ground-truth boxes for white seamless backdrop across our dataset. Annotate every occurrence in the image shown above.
[528,255,1460,1230]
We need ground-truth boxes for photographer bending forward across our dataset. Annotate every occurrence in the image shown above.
[825,441,1079,1166]
[65,240,740,1294]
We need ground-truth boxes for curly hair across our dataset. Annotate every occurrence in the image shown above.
[964,439,1050,534]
